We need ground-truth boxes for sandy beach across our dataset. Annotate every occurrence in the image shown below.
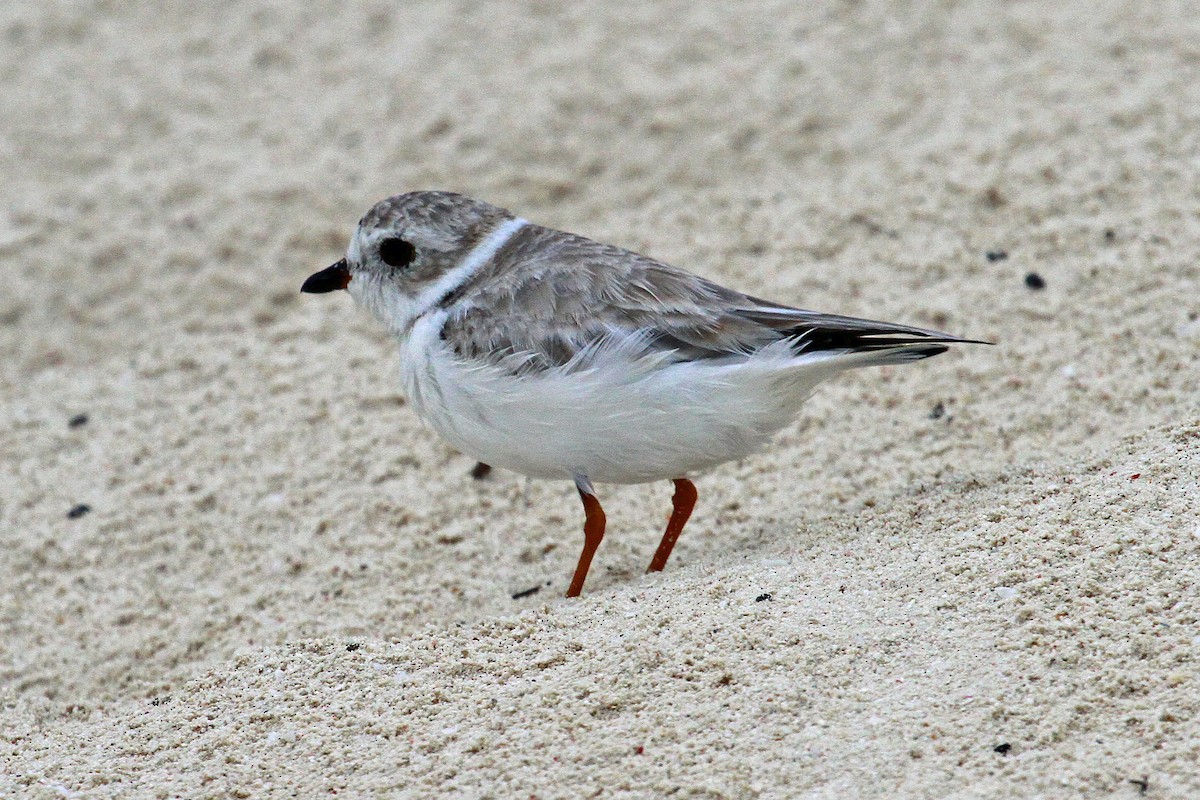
[2,1,1198,796]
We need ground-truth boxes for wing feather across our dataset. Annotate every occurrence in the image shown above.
[438,224,983,373]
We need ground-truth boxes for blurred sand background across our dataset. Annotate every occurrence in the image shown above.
[2,1,1198,797]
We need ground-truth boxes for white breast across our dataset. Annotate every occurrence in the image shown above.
[398,313,848,484]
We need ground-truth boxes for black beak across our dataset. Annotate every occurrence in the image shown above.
[301,259,351,293]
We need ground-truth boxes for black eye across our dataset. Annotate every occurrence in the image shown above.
[379,238,416,268]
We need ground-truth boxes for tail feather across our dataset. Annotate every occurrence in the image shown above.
[827,341,951,369]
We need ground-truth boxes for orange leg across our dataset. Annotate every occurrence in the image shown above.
[647,478,698,573]
[567,477,607,598]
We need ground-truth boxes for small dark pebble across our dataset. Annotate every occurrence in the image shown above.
[755,593,772,602]
[67,503,91,519]
[1129,777,1149,795]
[470,462,492,480]
[68,413,89,428]
[993,743,1012,755]
[512,585,541,600]
[345,642,362,652]
[985,250,1008,262]
[1024,272,1046,290]
[1104,228,1116,243]
[929,401,946,420]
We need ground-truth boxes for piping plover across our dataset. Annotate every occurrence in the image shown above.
[302,191,985,597]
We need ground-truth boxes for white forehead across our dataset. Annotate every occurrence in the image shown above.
[346,221,380,265]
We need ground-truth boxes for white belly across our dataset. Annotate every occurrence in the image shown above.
[397,313,844,484]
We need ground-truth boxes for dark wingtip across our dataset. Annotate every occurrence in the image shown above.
[794,325,995,354]
[301,259,351,293]
[790,328,992,367]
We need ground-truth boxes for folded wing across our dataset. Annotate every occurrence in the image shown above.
[441,224,985,373]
